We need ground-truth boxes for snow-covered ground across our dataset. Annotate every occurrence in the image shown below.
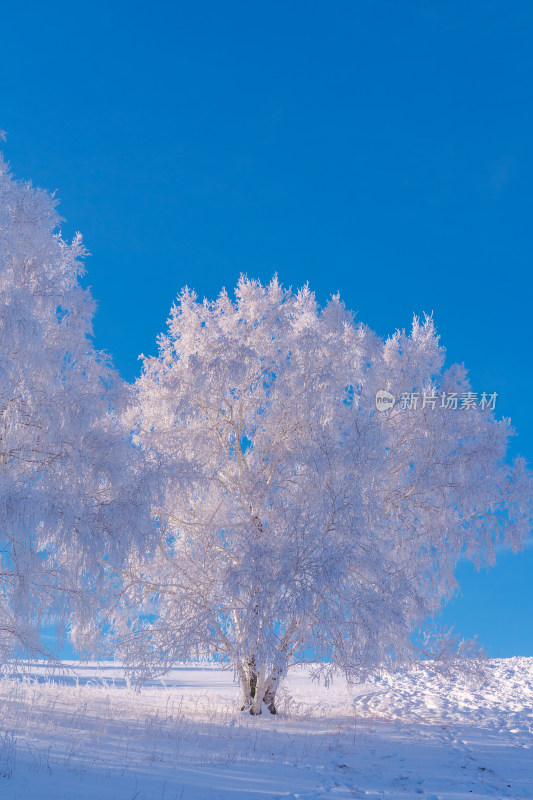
[0,659,531,799]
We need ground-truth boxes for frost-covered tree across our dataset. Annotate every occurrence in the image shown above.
[0,149,151,665]
[110,277,531,714]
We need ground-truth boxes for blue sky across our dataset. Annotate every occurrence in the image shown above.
[2,1,532,657]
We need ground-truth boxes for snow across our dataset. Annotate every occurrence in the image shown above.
[0,659,531,799]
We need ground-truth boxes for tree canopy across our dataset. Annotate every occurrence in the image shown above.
[102,278,532,713]
[0,151,152,664]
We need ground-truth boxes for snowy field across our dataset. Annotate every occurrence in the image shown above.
[0,659,531,800]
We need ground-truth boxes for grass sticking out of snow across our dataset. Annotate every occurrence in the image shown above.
[0,659,531,799]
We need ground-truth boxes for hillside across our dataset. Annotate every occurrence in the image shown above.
[0,659,531,799]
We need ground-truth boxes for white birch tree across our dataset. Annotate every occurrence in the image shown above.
[109,277,531,713]
[0,149,152,665]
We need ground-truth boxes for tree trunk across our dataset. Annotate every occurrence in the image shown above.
[238,657,282,715]
[250,667,266,715]
[239,655,258,711]
[263,666,282,714]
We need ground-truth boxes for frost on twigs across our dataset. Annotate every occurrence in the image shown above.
[0,732,16,779]
[0,147,156,668]
[4,149,528,714]
[100,277,532,712]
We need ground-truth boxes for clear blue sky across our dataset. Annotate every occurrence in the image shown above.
[2,1,532,657]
